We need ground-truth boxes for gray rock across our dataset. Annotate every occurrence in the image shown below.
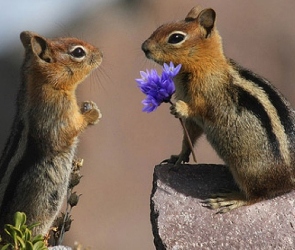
[151,164,295,250]
[48,246,72,250]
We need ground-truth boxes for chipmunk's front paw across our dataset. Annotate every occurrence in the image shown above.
[202,191,248,213]
[170,100,189,118]
[81,101,102,125]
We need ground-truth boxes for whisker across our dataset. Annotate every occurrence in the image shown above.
[98,65,113,86]
[87,65,110,97]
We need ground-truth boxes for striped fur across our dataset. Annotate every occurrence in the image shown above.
[231,61,293,165]
[142,6,295,212]
[0,31,102,235]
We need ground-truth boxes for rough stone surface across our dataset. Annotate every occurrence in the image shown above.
[48,246,72,250]
[151,164,295,250]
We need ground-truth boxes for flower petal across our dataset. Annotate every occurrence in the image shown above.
[142,96,160,113]
[173,64,182,75]
[162,62,182,78]
[140,70,149,79]
[136,62,181,112]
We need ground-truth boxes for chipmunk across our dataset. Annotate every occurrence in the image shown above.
[142,6,295,213]
[0,31,102,236]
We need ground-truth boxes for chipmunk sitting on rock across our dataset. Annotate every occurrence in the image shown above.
[142,6,295,213]
[0,31,102,236]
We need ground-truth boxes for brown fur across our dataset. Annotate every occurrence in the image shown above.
[0,31,102,236]
[142,6,295,212]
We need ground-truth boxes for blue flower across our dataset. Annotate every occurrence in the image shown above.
[136,62,182,113]
[163,61,182,78]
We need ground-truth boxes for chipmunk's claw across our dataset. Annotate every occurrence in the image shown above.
[81,101,102,125]
[170,105,181,118]
[202,191,248,213]
[160,154,189,165]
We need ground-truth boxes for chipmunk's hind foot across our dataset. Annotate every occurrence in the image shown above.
[160,153,190,165]
[202,190,249,213]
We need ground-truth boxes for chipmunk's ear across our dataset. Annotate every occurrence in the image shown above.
[197,8,216,38]
[20,31,53,63]
[185,7,216,38]
[185,6,202,21]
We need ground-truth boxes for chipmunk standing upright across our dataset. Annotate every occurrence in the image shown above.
[0,31,102,235]
[142,6,295,212]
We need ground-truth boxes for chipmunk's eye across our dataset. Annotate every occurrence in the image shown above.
[168,32,186,44]
[70,47,86,58]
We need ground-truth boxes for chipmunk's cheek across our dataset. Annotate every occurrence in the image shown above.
[151,51,166,65]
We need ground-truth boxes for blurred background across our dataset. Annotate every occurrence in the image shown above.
[1,0,295,249]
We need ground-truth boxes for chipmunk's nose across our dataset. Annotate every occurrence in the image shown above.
[141,40,151,57]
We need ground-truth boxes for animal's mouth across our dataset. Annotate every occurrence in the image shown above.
[141,41,165,66]
[141,40,156,60]
[142,48,152,60]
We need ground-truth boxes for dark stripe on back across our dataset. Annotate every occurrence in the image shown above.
[0,120,24,184]
[235,85,281,158]
[0,80,27,184]
[0,135,41,218]
[232,60,294,137]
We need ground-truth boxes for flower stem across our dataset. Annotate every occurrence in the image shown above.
[178,117,197,163]
[169,101,197,163]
